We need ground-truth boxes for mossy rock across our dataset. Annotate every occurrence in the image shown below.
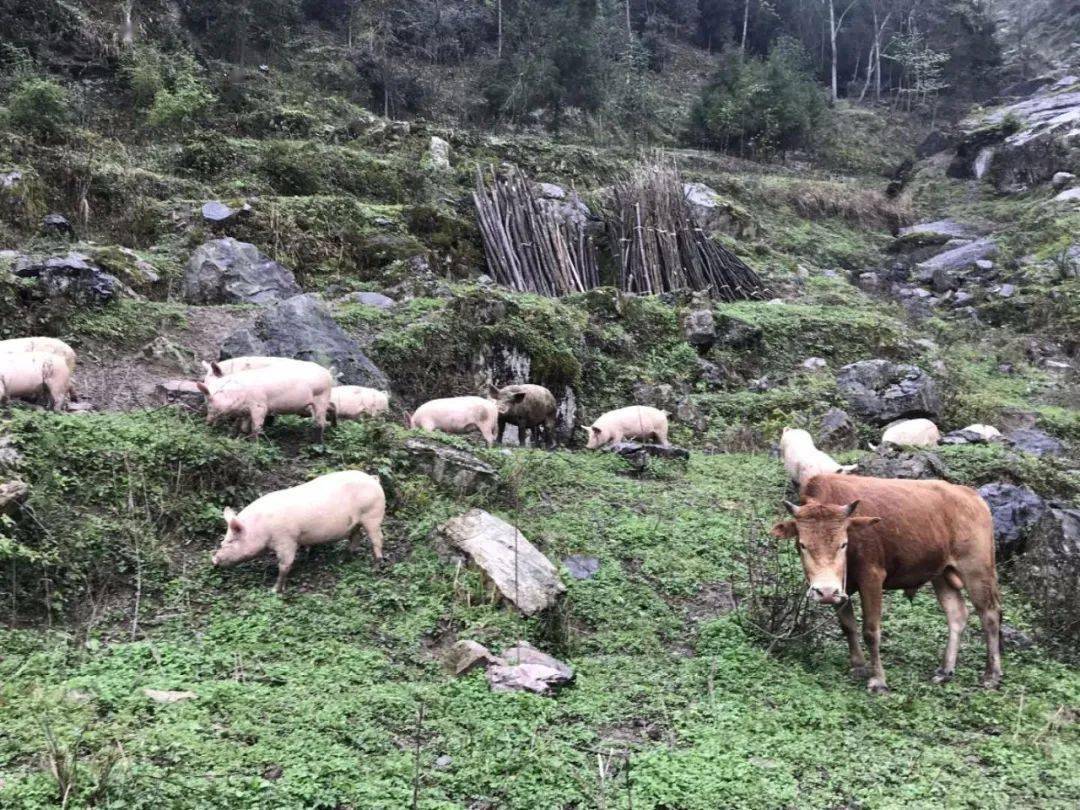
[0,165,46,231]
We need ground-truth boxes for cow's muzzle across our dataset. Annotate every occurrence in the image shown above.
[808,585,846,605]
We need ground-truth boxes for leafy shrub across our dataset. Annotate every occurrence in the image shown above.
[4,77,71,141]
[258,140,326,195]
[147,59,214,130]
[177,131,239,178]
[689,39,826,156]
[120,45,165,107]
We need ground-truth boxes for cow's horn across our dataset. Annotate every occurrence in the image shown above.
[783,500,799,516]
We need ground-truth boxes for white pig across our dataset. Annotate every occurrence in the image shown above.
[0,337,77,373]
[0,351,74,410]
[212,470,386,593]
[586,406,669,449]
[409,395,498,447]
[196,363,333,438]
[881,418,940,448]
[330,386,390,421]
[202,356,328,384]
[779,427,853,486]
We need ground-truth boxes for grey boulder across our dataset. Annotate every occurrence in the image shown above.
[837,359,941,425]
[184,238,300,305]
[220,294,389,389]
[977,482,1049,556]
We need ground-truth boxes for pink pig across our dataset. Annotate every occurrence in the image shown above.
[201,356,330,385]
[409,395,498,446]
[586,405,669,449]
[330,386,390,420]
[196,362,334,438]
[0,351,74,410]
[0,337,77,373]
[212,470,386,593]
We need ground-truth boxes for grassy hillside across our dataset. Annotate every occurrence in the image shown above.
[2,4,1080,809]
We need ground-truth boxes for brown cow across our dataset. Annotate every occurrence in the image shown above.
[771,473,1002,693]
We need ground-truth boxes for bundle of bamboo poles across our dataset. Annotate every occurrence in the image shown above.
[607,162,765,301]
[473,165,600,296]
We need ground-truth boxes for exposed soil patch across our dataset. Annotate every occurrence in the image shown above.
[73,306,251,412]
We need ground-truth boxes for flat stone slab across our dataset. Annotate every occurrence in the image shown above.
[440,509,565,616]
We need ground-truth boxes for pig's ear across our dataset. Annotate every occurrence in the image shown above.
[510,392,527,404]
[196,382,211,396]
[771,520,797,539]
[487,384,500,399]
[201,361,212,375]
[210,361,224,377]
[591,426,601,435]
[222,507,236,523]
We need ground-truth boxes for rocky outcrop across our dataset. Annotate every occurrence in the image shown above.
[914,238,998,280]
[14,251,129,305]
[855,446,945,480]
[949,80,1080,192]
[221,294,389,389]
[0,167,46,230]
[184,238,300,305]
[1012,505,1080,639]
[818,408,858,452]
[440,509,565,616]
[403,437,497,494]
[978,483,1049,557]
[837,360,941,425]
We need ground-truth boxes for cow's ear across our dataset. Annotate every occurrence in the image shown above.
[771,520,797,539]
[849,516,881,529]
[843,500,861,518]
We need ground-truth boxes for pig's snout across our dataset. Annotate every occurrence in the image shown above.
[211,552,221,567]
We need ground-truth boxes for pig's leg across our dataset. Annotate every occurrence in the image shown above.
[655,423,670,447]
[310,399,329,442]
[529,425,540,447]
[544,417,557,449]
[273,545,297,595]
[361,514,385,561]
[476,420,495,448]
[496,415,507,445]
[248,404,268,439]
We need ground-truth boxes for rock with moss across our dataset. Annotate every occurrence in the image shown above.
[837,359,940,425]
[0,167,46,231]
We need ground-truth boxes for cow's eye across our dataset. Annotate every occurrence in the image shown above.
[839,542,848,550]
[797,542,807,551]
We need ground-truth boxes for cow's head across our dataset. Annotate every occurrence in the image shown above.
[771,499,880,605]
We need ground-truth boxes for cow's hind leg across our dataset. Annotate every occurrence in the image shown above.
[964,572,1003,688]
[931,574,968,683]
[837,599,867,678]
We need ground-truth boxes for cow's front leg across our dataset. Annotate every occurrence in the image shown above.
[860,578,888,693]
[837,599,867,678]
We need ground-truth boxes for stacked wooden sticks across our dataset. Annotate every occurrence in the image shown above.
[473,166,600,296]
[607,162,765,300]
[473,161,765,301]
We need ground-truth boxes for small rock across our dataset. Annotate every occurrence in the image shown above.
[341,291,396,309]
[445,640,503,676]
[682,309,716,352]
[158,380,206,411]
[262,765,283,781]
[1000,623,1034,650]
[1053,187,1080,204]
[931,267,958,293]
[974,259,994,271]
[0,480,29,515]
[562,555,600,580]
[427,136,451,171]
[801,357,827,372]
[435,755,453,770]
[818,408,858,452]
[143,688,197,704]
[996,283,1017,298]
[714,313,762,350]
[0,436,23,469]
[1051,172,1076,190]
[487,642,574,695]
[41,213,73,237]
[855,271,882,292]
[1006,428,1065,457]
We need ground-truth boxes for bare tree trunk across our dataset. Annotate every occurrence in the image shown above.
[497,0,503,58]
[829,0,838,102]
[741,0,750,53]
[626,0,632,40]
[121,1,134,46]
